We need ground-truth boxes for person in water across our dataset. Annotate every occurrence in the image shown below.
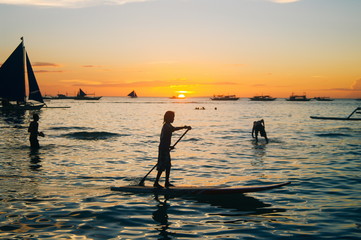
[154,111,192,188]
[252,119,268,143]
[28,113,44,149]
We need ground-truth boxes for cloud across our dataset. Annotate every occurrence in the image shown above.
[326,78,361,92]
[0,0,303,8]
[60,79,241,88]
[31,62,61,73]
[33,62,60,67]
[352,79,361,90]
[35,70,63,73]
[268,0,301,3]
[212,81,238,85]
[318,79,361,92]
[82,65,102,68]
[225,63,247,68]
[327,88,353,92]
[60,79,104,86]
[61,80,168,88]
[0,0,151,8]
[252,84,267,87]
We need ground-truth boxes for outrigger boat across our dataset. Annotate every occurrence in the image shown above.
[74,88,101,100]
[310,107,361,121]
[43,93,77,100]
[0,38,45,110]
[286,93,311,101]
[211,95,239,101]
[314,96,334,101]
[250,95,276,101]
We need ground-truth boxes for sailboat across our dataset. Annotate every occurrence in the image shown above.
[127,90,138,98]
[75,88,102,100]
[0,38,45,110]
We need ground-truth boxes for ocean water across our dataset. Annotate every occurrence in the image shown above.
[0,97,360,239]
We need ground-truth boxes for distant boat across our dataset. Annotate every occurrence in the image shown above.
[250,95,276,101]
[127,90,138,98]
[314,97,334,101]
[75,88,101,100]
[45,90,102,100]
[43,93,77,100]
[211,95,239,101]
[286,93,311,101]
[0,38,45,110]
[170,95,186,99]
[56,94,76,99]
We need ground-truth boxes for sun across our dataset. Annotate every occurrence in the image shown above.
[177,94,186,99]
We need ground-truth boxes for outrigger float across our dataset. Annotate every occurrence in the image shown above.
[310,107,361,121]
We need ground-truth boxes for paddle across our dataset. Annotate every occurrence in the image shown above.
[138,128,190,186]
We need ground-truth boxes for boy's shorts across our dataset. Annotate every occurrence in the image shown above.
[157,150,171,171]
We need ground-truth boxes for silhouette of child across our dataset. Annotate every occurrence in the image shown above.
[154,111,191,188]
[252,119,268,143]
[28,114,44,149]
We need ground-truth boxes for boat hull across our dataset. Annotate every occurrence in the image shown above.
[286,99,311,101]
[211,98,239,101]
[74,97,102,100]
[250,98,276,101]
[0,104,44,110]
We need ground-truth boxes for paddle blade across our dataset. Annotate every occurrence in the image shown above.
[138,179,145,186]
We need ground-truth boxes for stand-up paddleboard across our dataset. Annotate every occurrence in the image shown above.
[111,182,290,195]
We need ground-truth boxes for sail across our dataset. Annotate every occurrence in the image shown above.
[77,88,87,97]
[0,42,26,101]
[26,53,44,103]
[128,90,137,98]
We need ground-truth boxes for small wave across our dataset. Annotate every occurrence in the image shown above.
[183,137,201,142]
[316,133,350,138]
[49,126,92,131]
[62,131,124,140]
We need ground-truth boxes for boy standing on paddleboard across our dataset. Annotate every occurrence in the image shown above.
[154,111,191,188]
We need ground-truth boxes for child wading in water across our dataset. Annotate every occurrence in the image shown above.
[252,119,268,143]
[154,111,191,188]
[28,113,44,149]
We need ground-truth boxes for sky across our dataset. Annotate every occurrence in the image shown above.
[0,0,360,98]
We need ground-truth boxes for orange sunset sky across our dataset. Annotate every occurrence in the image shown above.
[0,0,360,98]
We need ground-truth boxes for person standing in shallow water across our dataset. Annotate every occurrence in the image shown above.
[154,111,192,188]
[252,119,268,143]
[28,113,44,149]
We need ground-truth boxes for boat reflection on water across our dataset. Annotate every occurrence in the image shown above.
[0,109,27,125]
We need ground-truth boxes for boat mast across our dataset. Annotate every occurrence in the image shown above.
[21,37,27,102]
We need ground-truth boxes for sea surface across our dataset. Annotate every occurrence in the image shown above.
[0,97,360,239]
